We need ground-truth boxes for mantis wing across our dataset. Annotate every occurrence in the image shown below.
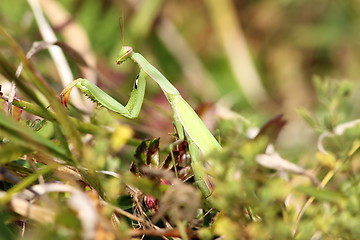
[172,96,222,156]
[131,52,221,155]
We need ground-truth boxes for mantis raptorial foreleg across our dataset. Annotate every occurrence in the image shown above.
[60,69,147,119]
[60,46,222,199]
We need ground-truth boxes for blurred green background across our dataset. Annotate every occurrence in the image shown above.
[2,1,360,238]
[1,0,360,139]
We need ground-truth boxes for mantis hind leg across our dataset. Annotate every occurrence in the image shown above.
[188,137,213,200]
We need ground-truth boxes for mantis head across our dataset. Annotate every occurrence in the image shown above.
[115,46,133,65]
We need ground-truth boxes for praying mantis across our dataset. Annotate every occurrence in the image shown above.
[60,46,222,199]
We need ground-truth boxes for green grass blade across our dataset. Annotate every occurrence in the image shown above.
[0,25,83,159]
[0,166,52,204]
[0,112,70,162]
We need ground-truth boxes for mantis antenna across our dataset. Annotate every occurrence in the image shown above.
[120,3,125,47]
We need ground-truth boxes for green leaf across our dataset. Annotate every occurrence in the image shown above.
[146,138,160,166]
[117,194,133,210]
[296,185,344,203]
[0,212,16,240]
[297,108,317,129]
[0,144,30,164]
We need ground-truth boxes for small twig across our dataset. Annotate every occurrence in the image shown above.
[7,82,16,116]
[168,139,184,178]
[0,167,39,196]
[111,205,145,223]
[30,162,45,184]
[129,228,199,239]
[292,169,336,236]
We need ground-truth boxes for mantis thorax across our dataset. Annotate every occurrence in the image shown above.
[115,46,133,65]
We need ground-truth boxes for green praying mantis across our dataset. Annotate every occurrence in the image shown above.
[60,46,222,199]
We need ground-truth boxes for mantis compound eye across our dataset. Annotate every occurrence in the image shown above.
[115,46,133,65]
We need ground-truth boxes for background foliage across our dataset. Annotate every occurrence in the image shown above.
[1,0,360,239]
